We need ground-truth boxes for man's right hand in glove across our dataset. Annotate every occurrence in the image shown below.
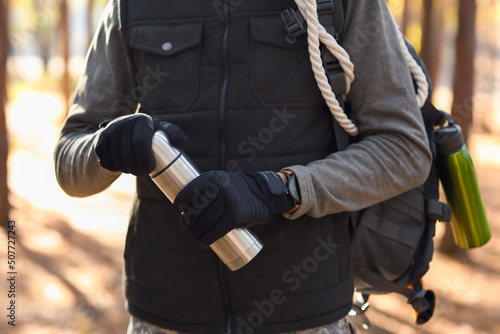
[95,113,186,176]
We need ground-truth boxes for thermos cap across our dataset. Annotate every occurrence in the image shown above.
[434,124,465,155]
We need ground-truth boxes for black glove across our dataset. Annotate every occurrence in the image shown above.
[95,113,187,176]
[172,171,295,248]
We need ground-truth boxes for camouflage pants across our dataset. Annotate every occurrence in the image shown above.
[127,316,357,334]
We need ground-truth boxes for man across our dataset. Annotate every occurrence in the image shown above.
[54,0,431,333]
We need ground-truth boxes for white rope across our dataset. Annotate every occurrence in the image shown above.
[294,0,358,136]
[293,0,430,136]
[389,13,429,107]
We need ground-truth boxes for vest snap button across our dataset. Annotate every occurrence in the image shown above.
[286,35,296,44]
[162,42,173,51]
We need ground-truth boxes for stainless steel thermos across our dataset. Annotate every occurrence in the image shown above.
[149,131,263,270]
[434,122,491,249]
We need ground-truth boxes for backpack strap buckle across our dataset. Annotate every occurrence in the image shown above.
[349,294,372,329]
[426,199,452,222]
[317,0,334,14]
[281,0,336,44]
[410,288,436,325]
[322,49,346,96]
[281,9,306,44]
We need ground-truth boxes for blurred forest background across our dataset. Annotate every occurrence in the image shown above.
[0,0,499,333]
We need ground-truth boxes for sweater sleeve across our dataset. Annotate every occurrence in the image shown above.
[54,0,137,197]
[284,0,432,218]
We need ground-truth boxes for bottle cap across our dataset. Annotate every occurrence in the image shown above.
[434,124,465,155]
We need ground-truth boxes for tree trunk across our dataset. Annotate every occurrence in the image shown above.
[87,0,95,47]
[451,0,476,143]
[420,0,445,88]
[34,0,52,72]
[60,0,71,116]
[0,0,10,228]
[439,0,477,254]
[401,0,410,35]
[478,0,498,133]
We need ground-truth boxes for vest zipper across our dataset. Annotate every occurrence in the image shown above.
[218,259,233,334]
[218,0,230,171]
[217,2,233,333]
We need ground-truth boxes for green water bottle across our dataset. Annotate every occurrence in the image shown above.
[434,122,491,249]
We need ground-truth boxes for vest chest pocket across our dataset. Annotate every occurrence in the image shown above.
[250,17,322,108]
[129,23,203,113]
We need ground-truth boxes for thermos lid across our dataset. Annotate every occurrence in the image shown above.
[434,124,465,155]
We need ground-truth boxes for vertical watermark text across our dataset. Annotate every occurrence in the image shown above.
[6,220,17,327]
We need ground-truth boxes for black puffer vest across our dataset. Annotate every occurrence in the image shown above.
[120,1,353,333]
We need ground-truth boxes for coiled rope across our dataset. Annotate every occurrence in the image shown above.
[293,0,429,136]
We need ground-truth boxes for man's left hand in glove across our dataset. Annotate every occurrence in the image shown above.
[172,171,296,248]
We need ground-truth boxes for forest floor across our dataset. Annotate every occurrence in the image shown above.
[0,86,499,334]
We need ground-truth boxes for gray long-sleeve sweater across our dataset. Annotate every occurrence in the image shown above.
[54,0,432,219]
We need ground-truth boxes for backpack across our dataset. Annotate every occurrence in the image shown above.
[281,0,453,326]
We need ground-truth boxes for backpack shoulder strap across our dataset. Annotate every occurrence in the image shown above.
[317,0,351,150]
[281,0,351,150]
[317,0,345,38]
